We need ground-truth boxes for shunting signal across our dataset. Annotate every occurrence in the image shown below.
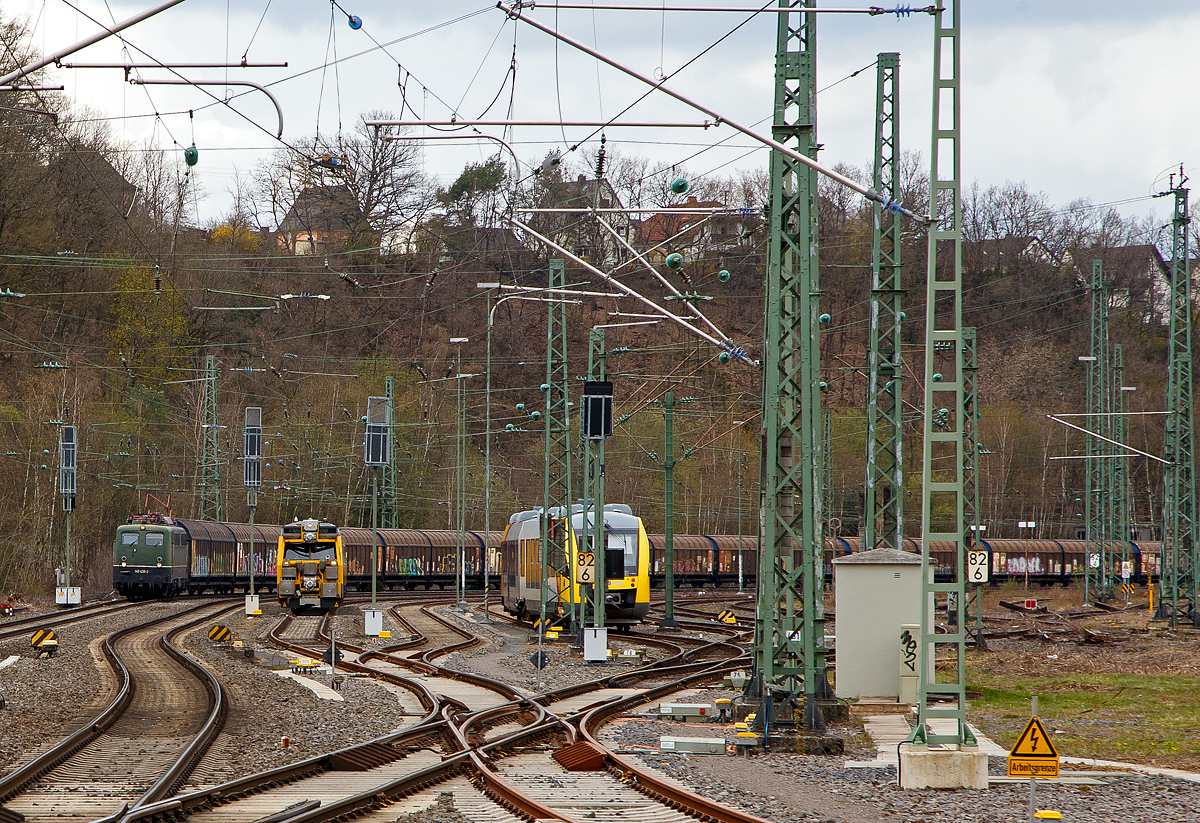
[208,624,232,642]
[717,609,738,625]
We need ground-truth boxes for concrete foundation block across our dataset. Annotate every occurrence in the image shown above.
[898,744,989,789]
[818,700,850,724]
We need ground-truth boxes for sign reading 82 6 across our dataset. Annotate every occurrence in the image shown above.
[576,552,595,584]
[967,550,989,583]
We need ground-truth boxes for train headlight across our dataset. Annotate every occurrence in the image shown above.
[157,558,163,567]
[121,557,127,567]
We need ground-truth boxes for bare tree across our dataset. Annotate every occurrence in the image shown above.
[253,111,428,251]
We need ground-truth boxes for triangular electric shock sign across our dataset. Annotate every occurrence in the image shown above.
[1007,716,1059,778]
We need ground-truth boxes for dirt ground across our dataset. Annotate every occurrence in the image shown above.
[952,582,1200,770]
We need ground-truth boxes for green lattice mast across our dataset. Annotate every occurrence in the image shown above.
[1112,344,1130,589]
[962,327,982,639]
[755,0,828,731]
[912,0,974,748]
[1085,259,1111,602]
[1159,174,1196,626]
[864,51,903,553]
[199,354,222,521]
[583,329,605,630]
[822,407,832,528]
[540,258,574,627]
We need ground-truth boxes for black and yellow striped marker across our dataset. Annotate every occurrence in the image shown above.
[1121,583,1136,595]
[717,610,738,625]
[31,628,57,648]
[208,624,232,642]
[533,617,564,632]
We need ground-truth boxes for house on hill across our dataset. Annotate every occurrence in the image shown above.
[1063,245,1170,323]
[962,234,1062,277]
[530,174,632,266]
[276,185,376,255]
[636,196,761,265]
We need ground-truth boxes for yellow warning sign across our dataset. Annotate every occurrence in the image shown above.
[1007,716,1059,778]
[717,609,738,625]
[208,624,232,642]
[31,629,57,647]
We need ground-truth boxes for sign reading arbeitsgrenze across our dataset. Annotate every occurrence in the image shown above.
[1007,716,1059,778]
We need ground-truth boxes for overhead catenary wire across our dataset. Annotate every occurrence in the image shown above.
[498,2,928,224]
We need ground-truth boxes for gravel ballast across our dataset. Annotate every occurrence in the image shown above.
[605,713,1200,823]
[0,600,207,774]
[11,596,1200,822]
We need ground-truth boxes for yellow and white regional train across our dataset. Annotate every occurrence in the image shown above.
[500,503,650,631]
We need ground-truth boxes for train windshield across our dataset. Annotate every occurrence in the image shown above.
[282,541,337,562]
[145,533,164,546]
[120,532,139,546]
[608,529,639,577]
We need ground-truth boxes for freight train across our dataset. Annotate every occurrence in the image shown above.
[113,512,503,600]
[113,511,1159,603]
[500,503,651,631]
[644,534,1164,589]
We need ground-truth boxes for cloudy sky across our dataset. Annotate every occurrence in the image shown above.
[6,0,1198,227]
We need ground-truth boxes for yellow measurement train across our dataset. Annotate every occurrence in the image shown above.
[500,503,650,632]
[276,518,345,612]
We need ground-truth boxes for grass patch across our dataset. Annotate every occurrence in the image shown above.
[967,664,1200,769]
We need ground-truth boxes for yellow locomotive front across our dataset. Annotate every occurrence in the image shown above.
[276,518,344,611]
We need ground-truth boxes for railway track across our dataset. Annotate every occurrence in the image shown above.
[143,593,742,822]
[0,601,144,644]
[6,593,756,823]
[0,601,235,822]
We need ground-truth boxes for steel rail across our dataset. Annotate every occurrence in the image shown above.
[140,605,749,823]
[0,600,142,641]
[126,609,236,812]
[443,705,577,822]
[574,659,772,823]
[0,601,230,804]
[152,716,455,822]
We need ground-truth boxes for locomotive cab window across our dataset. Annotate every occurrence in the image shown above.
[121,533,139,546]
[609,530,639,576]
[145,533,165,546]
[283,542,337,561]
